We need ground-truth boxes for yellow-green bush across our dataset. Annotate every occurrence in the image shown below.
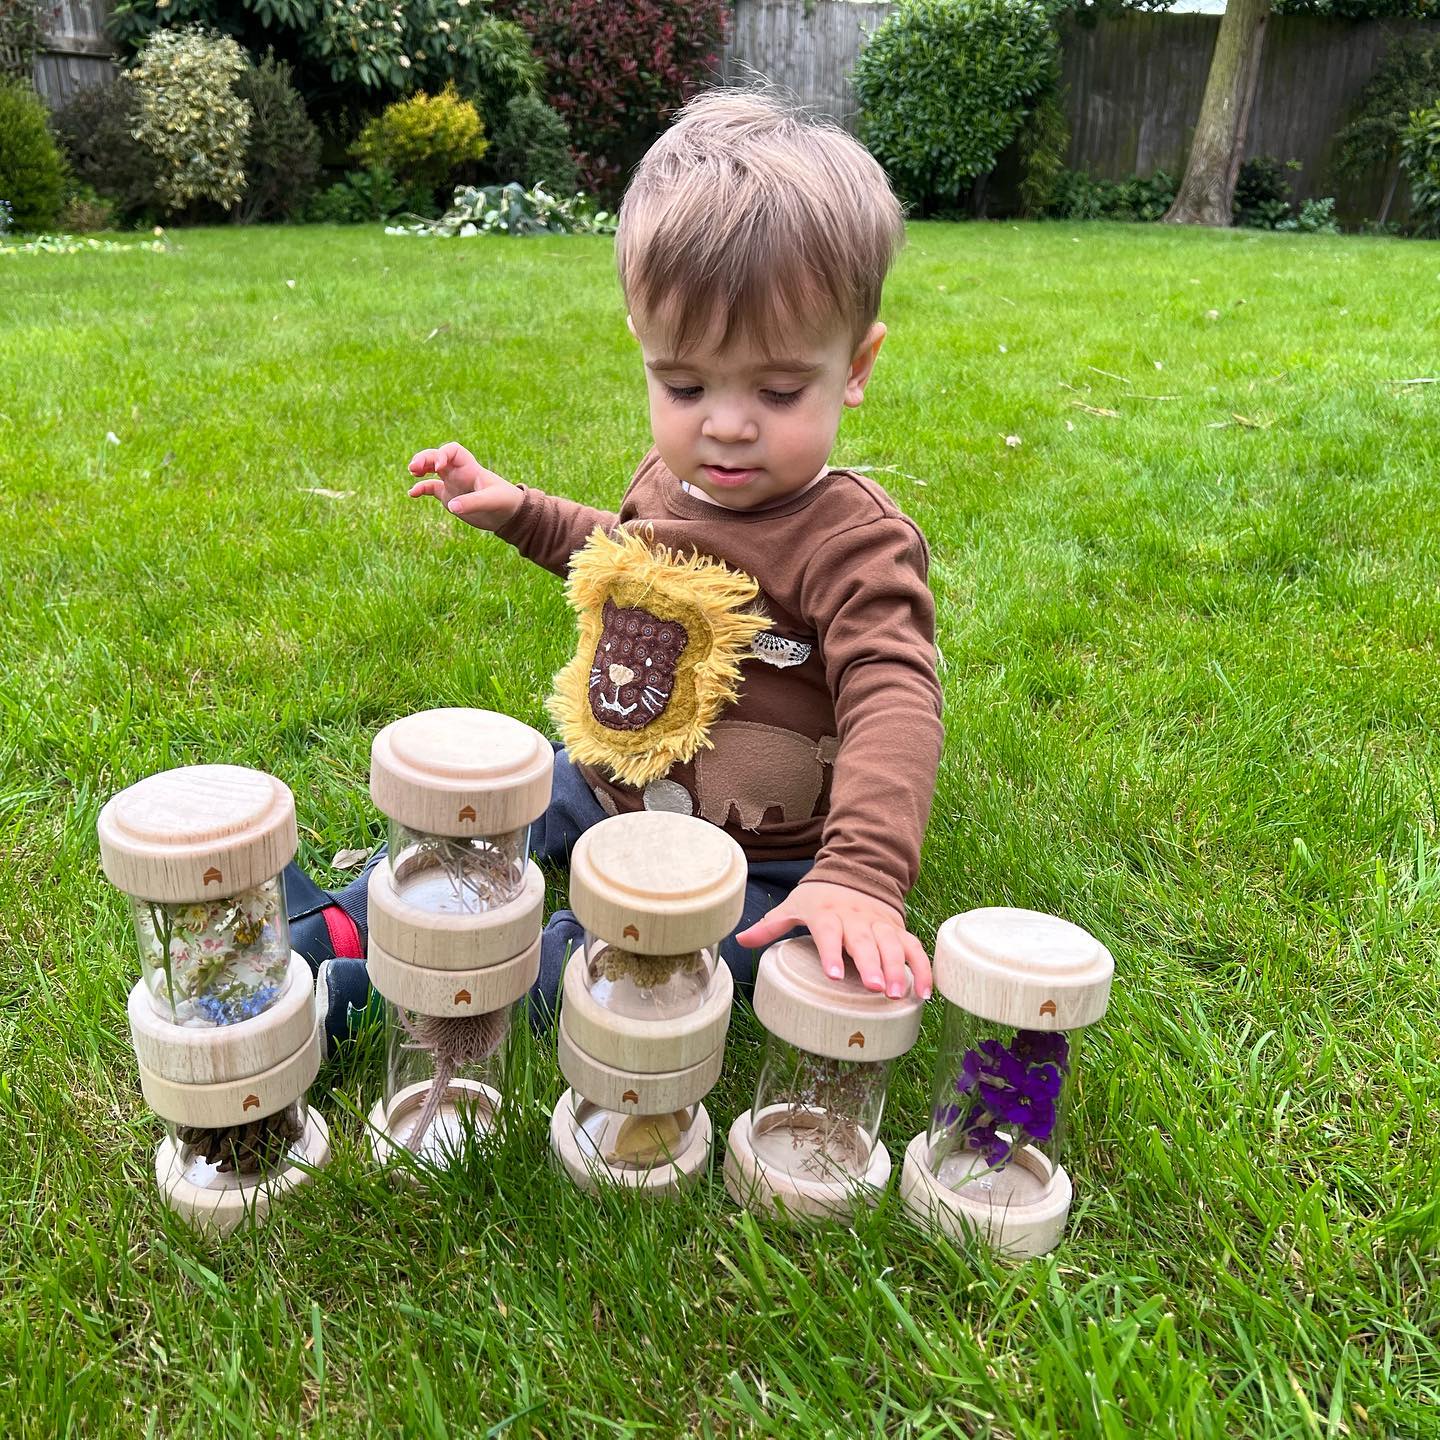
[353,85,488,199]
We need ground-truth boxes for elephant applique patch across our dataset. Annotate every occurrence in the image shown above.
[693,721,839,830]
[548,527,770,788]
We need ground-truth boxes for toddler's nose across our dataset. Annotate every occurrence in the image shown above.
[701,406,759,445]
[608,663,636,686]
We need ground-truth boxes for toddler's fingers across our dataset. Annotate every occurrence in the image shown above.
[408,477,444,499]
[733,909,797,951]
[875,926,910,999]
[807,911,846,982]
[448,489,514,517]
[845,927,885,993]
[903,932,933,1000]
[409,449,438,476]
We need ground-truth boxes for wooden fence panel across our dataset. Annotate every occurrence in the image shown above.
[34,0,116,107]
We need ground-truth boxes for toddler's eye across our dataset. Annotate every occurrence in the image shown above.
[762,388,804,407]
[663,383,702,403]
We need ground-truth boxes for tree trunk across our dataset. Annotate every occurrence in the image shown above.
[1164,0,1271,227]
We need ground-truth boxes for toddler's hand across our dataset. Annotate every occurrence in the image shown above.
[408,441,524,531]
[735,880,933,1001]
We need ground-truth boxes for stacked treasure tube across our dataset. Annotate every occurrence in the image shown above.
[98,764,330,1236]
[364,708,552,1168]
[550,812,745,1195]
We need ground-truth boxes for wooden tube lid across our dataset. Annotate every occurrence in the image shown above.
[752,938,923,1063]
[129,953,315,1086]
[138,1025,320,1129]
[370,709,553,835]
[368,859,544,971]
[557,1021,725,1114]
[933,908,1113,1031]
[368,935,540,1016]
[559,948,732,1074]
[98,765,297,902]
[569,813,745,955]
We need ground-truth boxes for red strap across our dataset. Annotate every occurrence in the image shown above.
[322,905,364,960]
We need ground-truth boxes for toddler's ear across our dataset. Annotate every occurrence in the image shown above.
[845,322,887,408]
[626,313,638,341]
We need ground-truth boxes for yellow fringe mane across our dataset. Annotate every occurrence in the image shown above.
[547,527,770,788]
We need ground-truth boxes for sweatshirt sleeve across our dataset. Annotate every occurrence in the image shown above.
[492,486,620,578]
[797,516,944,913]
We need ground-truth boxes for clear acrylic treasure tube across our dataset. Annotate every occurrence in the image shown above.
[900,907,1114,1260]
[98,763,331,1236]
[724,938,922,1222]
[551,812,745,1194]
[365,708,553,1170]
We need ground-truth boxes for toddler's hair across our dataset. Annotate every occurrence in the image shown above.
[616,88,905,356]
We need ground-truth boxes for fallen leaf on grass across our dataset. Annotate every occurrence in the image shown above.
[301,487,353,499]
[1205,309,1221,321]
[285,279,296,289]
[332,847,373,870]
[1004,434,1023,447]
[1394,377,1438,385]
[1206,414,1271,430]
[1069,401,1120,418]
[1087,365,1130,385]
[424,324,452,343]
[106,431,120,444]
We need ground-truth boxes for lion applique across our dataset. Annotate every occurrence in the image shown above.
[547,527,770,788]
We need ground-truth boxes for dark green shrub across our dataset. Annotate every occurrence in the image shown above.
[1400,102,1440,235]
[52,80,162,225]
[1017,60,1070,217]
[235,52,321,222]
[853,0,1058,214]
[490,92,576,192]
[1044,168,1176,222]
[0,77,67,231]
[1234,155,1300,229]
[306,164,429,224]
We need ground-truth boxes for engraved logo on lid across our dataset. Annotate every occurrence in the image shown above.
[623,924,640,941]
[203,866,223,886]
[458,804,476,823]
[242,1093,260,1111]
[848,1031,866,1049]
[454,989,472,1005]
[1039,999,1058,1017]
[622,1089,640,1105]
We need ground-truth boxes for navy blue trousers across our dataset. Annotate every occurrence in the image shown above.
[292,746,812,1049]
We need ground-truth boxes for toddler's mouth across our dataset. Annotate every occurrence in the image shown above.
[702,464,761,488]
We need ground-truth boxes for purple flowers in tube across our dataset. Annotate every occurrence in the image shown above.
[934,1029,1070,1168]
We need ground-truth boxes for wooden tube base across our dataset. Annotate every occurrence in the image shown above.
[155,1107,330,1238]
[366,1079,502,1173]
[899,1131,1073,1260]
[722,1108,891,1223]
[549,1088,711,1196]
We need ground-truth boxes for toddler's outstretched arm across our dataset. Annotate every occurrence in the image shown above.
[409,441,525,530]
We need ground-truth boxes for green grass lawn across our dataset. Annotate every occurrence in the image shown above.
[2,220,1438,1438]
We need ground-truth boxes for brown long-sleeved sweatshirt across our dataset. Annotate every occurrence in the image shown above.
[495,448,943,914]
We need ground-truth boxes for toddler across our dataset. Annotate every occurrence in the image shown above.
[301,89,943,1043]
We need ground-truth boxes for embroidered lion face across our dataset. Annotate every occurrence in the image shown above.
[589,600,690,732]
[548,528,770,788]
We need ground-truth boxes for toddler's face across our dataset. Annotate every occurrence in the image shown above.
[630,313,885,511]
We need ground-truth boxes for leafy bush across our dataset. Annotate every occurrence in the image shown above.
[1288,196,1341,234]
[492,0,728,200]
[490,91,576,192]
[1333,38,1439,222]
[1045,168,1176,222]
[59,183,118,232]
[853,0,1058,214]
[387,181,615,237]
[0,77,67,232]
[129,26,252,214]
[1017,60,1070,217]
[51,80,162,225]
[306,164,430,224]
[110,0,541,126]
[0,0,44,82]
[235,52,321,222]
[1400,102,1440,235]
[353,84,488,208]
[1233,155,1301,229]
